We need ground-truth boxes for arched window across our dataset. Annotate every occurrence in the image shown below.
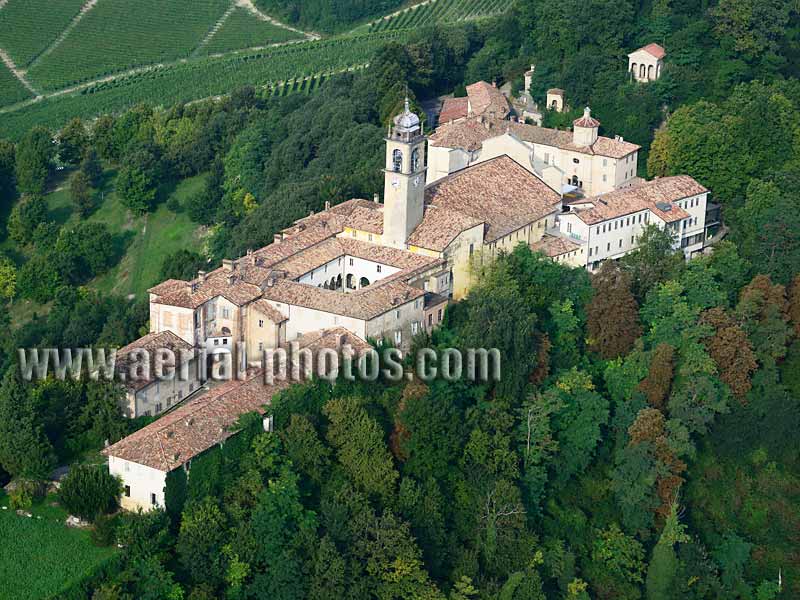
[639,64,646,78]
[630,62,637,74]
[392,149,403,173]
[411,148,420,172]
[647,65,653,79]
[359,277,370,288]
[346,274,355,289]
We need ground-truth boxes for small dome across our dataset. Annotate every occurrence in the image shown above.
[573,106,600,128]
[394,97,421,132]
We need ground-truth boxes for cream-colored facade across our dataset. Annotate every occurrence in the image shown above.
[628,44,665,82]
[427,108,639,197]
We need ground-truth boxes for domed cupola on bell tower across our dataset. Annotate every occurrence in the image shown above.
[383,98,427,249]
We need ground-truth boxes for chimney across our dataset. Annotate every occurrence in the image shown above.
[324,200,331,211]
[198,270,207,281]
[227,274,236,286]
[222,259,235,272]
[273,233,282,244]
[373,193,380,203]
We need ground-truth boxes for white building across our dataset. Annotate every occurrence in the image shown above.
[539,175,709,270]
[427,107,641,197]
[628,43,665,82]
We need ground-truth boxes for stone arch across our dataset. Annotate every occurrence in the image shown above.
[336,274,342,289]
[630,62,637,75]
[346,273,355,289]
[647,64,653,79]
[639,64,646,79]
[411,148,420,172]
[392,149,403,172]
[359,277,370,288]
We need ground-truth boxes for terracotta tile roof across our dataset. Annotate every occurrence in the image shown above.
[547,88,564,95]
[407,205,483,252]
[151,268,264,310]
[439,96,470,123]
[430,115,640,159]
[632,43,666,59]
[343,205,384,234]
[116,331,195,392]
[294,327,372,354]
[424,291,449,309]
[422,156,561,243]
[573,108,601,128]
[251,299,288,323]
[262,275,427,321]
[103,371,289,471]
[569,175,706,225]
[465,81,510,119]
[429,116,504,151]
[530,235,583,257]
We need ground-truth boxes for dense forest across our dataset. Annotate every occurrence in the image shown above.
[0,0,799,598]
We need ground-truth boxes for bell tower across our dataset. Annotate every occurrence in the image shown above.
[383,98,427,249]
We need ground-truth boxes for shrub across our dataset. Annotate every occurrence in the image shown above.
[90,513,119,547]
[59,465,122,522]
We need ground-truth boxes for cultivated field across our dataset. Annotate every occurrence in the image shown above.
[0,492,117,600]
[203,6,304,55]
[0,62,32,107]
[0,0,85,68]
[0,31,406,140]
[25,0,232,91]
[365,0,509,32]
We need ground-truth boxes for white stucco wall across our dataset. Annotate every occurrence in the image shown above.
[110,456,167,512]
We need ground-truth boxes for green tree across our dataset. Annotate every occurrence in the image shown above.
[70,169,93,218]
[711,0,791,59]
[0,139,15,202]
[0,256,17,301]
[645,503,689,600]
[588,523,645,599]
[58,465,122,522]
[7,194,48,244]
[324,396,398,502]
[117,144,163,214]
[80,147,103,187]
[178,497,228,586]
[57,118,89,166]
[158,250,207,283]
[621,224,684,302]
[637,343,675,410]
[14,126,53,195]
[0,369,55,479]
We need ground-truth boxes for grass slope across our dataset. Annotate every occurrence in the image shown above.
[26,0,231,91]
[0,0,85,68]
[366,0,508,32]
[204,7,303,55]
[0,62,32,107]
[0,492,117,600]
[0,31,405,140]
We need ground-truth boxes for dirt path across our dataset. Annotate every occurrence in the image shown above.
[236,0,320,40]
[0,48,39,95]
[27,0,99,70]
[192,2,238,57]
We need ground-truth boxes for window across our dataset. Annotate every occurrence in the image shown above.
[428,314,432,326]
[602,174,607,182]
[414,299,420,309]
[602,224,606,233]
[619,239,623,248]
[368,234,373,242]
[573,158,580,164]
[614,221,618,230]
[258,319,264,328]
[151,493,157,506]
[603,158,607,167]
[124,485,131,497]
[544,152,550,164]
[607,242,611,251]
[595,246,598,255]
[631,236,635,244]
[351,230,356,238]
[222,308,230,319]
[349,258,354,266]
[469,243,474,257]
[258,342,263,352]
[411,148,421,172]
[626,217,630,226]
[396,310,401,320]
[412,322,419,335]
[567,222,572,233]
[589,247,593,257]
[214,339,219,346]
[392,149,402,172]
[437,309,443,322]
[638,214,642,223]
[644,213,649,223]
[377,265,382,273]
[155,403,162,413]
[394,331,402,345]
